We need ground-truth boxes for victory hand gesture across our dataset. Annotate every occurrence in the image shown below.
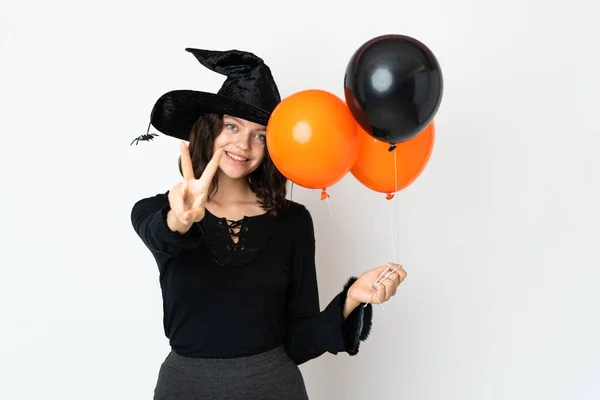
[168,142,223,228]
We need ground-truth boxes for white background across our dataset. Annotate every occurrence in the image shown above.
[1,0,599,399]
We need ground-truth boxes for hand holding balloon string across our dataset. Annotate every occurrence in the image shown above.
[347,262,407,313]
[367,262,404,310]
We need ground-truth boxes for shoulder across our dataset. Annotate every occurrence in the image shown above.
[279,199,312,221]
[277,200,315,235]
[131,191,170,215]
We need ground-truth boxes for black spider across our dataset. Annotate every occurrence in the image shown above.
[130,133,158,145]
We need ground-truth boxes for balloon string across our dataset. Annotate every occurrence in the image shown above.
[390,195,395,263]
[325,195,336,220]
[320,188,330,200]
[393,148,399,263]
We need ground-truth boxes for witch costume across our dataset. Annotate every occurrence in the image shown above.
[131,47,372,400]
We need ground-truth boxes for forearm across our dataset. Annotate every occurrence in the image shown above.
[131,194,203,258]
[287,280,373,365]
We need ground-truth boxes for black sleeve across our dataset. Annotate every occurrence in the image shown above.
[130,192,204,269]
[284,206,373,365]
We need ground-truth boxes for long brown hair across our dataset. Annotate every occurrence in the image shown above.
[179,113,289,215]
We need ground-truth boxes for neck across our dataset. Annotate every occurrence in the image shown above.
[211,171,255,205]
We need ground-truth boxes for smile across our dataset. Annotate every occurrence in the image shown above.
[225,151,249,162]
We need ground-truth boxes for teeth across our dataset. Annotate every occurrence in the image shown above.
[227,152,248,162]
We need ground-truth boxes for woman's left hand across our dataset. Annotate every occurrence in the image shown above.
[348,264,407,307]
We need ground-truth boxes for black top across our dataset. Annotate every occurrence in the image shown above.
[131,192,372,365]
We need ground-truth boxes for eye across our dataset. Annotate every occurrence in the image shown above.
[255,134,266,142]
[226,123,238,131]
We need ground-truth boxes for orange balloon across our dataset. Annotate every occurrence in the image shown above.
[351,121,435,198]
[266,90,359,196]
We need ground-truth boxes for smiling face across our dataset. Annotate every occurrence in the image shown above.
[213,114,268,180]
[187,113,288,214]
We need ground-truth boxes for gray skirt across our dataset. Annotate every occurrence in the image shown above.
[153,346,309,400]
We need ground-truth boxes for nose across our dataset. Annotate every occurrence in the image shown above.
[234,131,251,151]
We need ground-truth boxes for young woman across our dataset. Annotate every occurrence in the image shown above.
[131,48,406,400]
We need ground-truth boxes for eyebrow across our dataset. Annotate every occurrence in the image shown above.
[227,116,244,125]
[225,115,266,134]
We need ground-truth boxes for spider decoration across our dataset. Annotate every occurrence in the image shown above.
[130,133,158,145]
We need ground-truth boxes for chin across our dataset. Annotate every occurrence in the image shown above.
[219,164,259,180]
[221,171,250,180]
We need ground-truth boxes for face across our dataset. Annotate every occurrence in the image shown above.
[213,114,267,180]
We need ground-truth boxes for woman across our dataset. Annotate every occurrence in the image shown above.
[131,48,407,400]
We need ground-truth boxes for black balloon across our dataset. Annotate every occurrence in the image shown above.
[344,34,443,150]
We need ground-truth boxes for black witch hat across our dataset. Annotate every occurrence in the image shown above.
[132,48,281,144]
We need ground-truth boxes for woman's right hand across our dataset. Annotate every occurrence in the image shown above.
[167,141,223,230]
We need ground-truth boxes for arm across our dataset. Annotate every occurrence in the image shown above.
[131,192,204,266]
[284,207,373,365]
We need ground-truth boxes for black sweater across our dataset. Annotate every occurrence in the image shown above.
[131,192,372,365]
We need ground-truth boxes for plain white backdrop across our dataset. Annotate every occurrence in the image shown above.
[1,0,599,399]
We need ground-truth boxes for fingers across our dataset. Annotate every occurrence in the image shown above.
[394,266,407,283]
[197,149,223,191]
[378,263,396,274]
[178,184,207,223]
[372,263,395,288]
[180,141,195,180]
[372,264,407,302]
[375,281,388,303]
[387,271,400,287]
[176,147,223,222]
[372,263,400,287]
[182,207,206,223]
[169,183,187,222]
[382,278,397,298]
[191,188,207,210]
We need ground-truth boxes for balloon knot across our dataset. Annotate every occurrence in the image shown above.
[388,143,396,152]
[320,189,330,200]
[386,193,395,200]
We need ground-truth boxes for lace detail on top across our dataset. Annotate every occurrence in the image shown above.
[223,218,246,247]
[200,210,281,268]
